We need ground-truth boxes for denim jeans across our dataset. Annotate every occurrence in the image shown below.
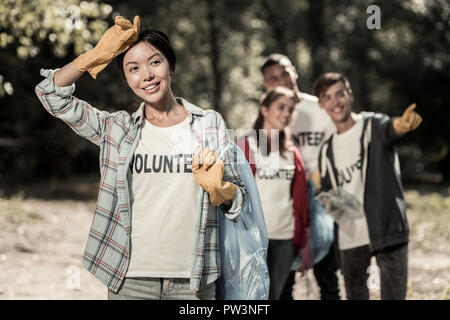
[108,277,216,300]
[267,239,295,300]
[340,243,408,300]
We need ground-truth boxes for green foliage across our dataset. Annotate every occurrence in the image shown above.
[0,0,115,182]
[0,0,112,58]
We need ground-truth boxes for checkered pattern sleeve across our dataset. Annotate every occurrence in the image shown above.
[35,68,111,146]
[215,112,248,222]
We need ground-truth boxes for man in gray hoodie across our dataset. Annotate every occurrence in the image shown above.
[314,72,422,300]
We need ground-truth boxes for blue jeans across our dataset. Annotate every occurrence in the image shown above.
[267,239,295,300]
[108,277,216,300]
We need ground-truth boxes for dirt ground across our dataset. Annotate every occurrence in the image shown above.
[0,184,448,300]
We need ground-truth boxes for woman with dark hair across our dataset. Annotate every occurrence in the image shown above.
[238,86,311,300]
[35,16,247,300]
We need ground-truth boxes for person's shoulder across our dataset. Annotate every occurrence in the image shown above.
[289,143,302,164]
[320,131,334,147]
[286,139,295,152]
[298,92,319,105]
[293,92,332,127]
[107,110,138,129]
[202,108,226,127]
[287,144,298,165]
[298,92,319,102]
[358,111,395,142]
[193,104,228,130]
[121,102,145,123]
[179,97,206,115]
[360,110,391,126]
[295,92,325,115]
[204,108,221,117]
[178,97,221,123]
[360,110,389,118]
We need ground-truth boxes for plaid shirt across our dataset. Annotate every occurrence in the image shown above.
[35,69,247,293]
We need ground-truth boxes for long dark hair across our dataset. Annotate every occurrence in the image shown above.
[252,87,296,158]
[115,28,177,114]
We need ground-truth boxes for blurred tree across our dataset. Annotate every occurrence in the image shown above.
[0,0,113,183]
[0,0,448,186]
[0,0,113,58]
[105,0,259,126]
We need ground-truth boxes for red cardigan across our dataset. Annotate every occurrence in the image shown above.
[240,137,310,256]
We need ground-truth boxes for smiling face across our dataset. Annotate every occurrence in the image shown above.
[122,41,174,107]
[261,95,295,131]
[318,81,354,125]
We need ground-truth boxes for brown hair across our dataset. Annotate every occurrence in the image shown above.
[252,87,297,158]
[260,53,293,74]
[312,72,352,98]
[116,28,176,80]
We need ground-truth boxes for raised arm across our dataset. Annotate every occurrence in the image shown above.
[55,15,140,86]
[54,62,84,87]
[35,16,141,146]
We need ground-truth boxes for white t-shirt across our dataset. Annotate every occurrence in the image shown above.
[249,136,295,240]
[126,116,199,278]
[289,93,334,176]
[332,116,370,250]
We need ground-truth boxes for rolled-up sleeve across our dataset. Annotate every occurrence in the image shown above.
[35,68,109,146]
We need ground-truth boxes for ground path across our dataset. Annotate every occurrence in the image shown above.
[0,187,448,300]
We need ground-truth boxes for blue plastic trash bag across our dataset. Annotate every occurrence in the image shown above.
[291,180,334,270]
[216,142,270,300]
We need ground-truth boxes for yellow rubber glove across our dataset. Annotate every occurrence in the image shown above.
[192,148,238,206]
[74,15,140,79]
[308,170,321,195]
[393,103,423,135]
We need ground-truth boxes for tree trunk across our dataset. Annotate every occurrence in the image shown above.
[262,0,289,54]
[206,0,224,117]
[442,139,450,185]
[307,0,325,81]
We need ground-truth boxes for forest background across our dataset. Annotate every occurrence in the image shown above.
[0,0,448,300]
[0,0,448,188]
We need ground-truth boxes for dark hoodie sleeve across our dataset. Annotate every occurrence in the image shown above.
[374,113,404,146]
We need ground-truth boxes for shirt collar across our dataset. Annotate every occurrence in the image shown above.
[132,97,205,126]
